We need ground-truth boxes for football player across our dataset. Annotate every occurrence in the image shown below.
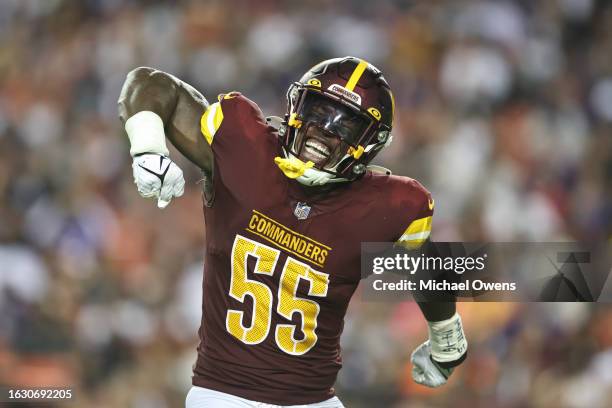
[118,57,467,408]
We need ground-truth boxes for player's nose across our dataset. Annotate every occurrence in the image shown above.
[312,126,341,144]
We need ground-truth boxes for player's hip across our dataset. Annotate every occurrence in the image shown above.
[194,351,340,398]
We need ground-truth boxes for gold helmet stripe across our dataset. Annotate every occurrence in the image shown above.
[345,59,368,91]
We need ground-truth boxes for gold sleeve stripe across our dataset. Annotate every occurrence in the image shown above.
[399,231,430,241]
[200,102,224,145]
[402,216,432,236]
[397,215,432,247]
[345,59,368,91]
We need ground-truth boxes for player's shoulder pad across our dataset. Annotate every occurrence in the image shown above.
[370,173,434,217]
[217,92,261,115]
[200,91,265,145]
[368,175,435,249]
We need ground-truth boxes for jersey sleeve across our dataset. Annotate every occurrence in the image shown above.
[395,184,434,250]
[198,92,280,201]
[199,92,269,147]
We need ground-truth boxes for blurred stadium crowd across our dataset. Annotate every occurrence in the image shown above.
[0,0,611,407]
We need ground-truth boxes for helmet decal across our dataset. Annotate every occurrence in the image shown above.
[367,107,381,121]
[328,84,362,105]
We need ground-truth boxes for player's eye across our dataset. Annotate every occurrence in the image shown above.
[313,105,332,117]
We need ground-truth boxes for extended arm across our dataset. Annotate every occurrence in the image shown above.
[118,66,213,172]
[411,242,467,388]
[397,204,468,387]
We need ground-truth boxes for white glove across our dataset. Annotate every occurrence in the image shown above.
[132,153,185,208]
[411,341,454,388]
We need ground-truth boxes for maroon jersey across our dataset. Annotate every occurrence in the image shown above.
[193,93,433,405]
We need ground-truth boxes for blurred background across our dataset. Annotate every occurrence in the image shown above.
[0,0,611,407]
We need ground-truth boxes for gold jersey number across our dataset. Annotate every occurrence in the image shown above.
[226,235,329,355]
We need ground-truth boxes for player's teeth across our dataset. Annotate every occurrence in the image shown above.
[305,145,327,159]
[305,140,330,156]
[309,146,327,156]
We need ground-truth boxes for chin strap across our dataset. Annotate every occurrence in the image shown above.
[274,156,314,179]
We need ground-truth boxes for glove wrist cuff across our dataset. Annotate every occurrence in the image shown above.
[431,350,467,369]
[125,111,170,157]
[427,312,468,364]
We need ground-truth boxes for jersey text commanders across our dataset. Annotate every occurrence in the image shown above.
[246,210,330,267]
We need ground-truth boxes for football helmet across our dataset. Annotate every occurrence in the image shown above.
[277,56,395,186]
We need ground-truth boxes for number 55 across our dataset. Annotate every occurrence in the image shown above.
[226,235,329,355]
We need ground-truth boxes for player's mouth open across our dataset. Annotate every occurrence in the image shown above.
[301,137,334,166]
[300,127,339,167]
[304,138,331,160]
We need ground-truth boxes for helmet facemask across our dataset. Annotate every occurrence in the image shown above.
[280,84,390,185]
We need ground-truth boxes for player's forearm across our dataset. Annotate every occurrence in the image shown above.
[417,301,455,321]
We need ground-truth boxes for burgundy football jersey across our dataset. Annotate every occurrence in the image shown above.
[192,93,433,405]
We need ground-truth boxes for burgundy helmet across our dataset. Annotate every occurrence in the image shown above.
[279,56,395,185]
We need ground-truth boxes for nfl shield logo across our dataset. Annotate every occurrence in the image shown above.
[294,202,311,220]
